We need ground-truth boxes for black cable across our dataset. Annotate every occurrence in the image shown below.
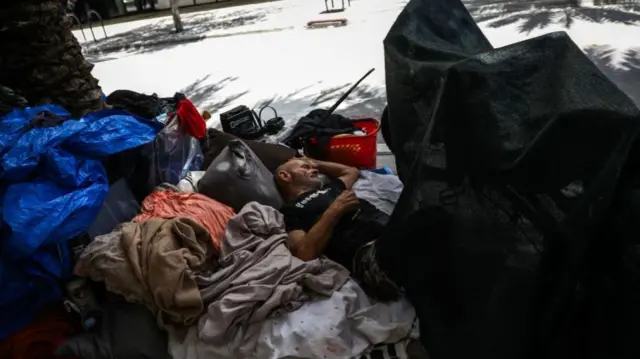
[258,105,277,124]
[257,105,285,136]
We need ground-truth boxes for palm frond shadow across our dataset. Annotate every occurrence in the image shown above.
[252,83,386,143]
[179,76,386,138]
[255,83,386,122]
[81,6,281,57]
[180,75,250,113]
[466,0,640,34]
[584,44,640,106]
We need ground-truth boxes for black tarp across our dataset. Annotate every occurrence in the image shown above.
[378,0,640,358]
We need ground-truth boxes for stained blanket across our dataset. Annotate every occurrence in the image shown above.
[193,202,350,354]
[170,280,418,359]
[75,217,215,328]
[0,105,161,340]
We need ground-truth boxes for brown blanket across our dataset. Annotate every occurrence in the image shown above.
[195,202,350,351]
[75,217,215,328]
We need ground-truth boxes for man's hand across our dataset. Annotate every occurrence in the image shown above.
[330,190,360,215]
[301,156,318,169]
[301,158,359,189]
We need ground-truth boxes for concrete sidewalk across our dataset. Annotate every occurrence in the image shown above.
[77,0,405,56]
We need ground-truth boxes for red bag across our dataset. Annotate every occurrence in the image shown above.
[177,99,206,139]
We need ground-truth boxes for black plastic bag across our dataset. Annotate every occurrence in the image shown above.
[57,294,171,359]
[379,1,640,359]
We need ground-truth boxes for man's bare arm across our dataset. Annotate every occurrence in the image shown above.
[310,159,359,189]
[287,190,360,261]
[288,206,342,261]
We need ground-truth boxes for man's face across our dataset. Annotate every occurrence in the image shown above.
[282,159,322,188]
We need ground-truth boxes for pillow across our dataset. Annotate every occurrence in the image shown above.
[198,139,283,211]
[201,129,296,173]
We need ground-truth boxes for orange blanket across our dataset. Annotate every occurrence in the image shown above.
[134,190,235,254]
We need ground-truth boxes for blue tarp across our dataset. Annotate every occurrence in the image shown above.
[0,105,161,339]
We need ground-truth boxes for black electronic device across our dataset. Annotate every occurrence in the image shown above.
[220,105,262,140]
[219,105,285,140]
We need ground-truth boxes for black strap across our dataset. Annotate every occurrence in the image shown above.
[24,110,68,130]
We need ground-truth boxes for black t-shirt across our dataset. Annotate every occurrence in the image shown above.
[280,178,389,269]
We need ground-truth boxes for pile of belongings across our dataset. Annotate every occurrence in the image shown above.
[282,109,362,151]
[0,103,162,340]
[10,0,640,355]
[0,87,419,359]
[379,0,640,358]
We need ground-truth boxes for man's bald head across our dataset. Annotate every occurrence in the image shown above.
[275,158,322,200]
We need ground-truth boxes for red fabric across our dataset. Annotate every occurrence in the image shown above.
[0,306,76,359]
[134,190,235,254]
[177,99,207,139]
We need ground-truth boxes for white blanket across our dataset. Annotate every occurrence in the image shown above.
[169,280,418,359]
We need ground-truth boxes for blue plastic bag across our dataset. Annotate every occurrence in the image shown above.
[0,105,81,181]
[0,105,161,339]
[0,253,68,339]
[66,109,163,157]
[2,156,108,259]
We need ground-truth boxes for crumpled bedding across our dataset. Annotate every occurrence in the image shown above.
[182,201,350,356]
[169,280,418,359]
[353,171,403,216]
[75,217,215,328]
[134,188,235,253]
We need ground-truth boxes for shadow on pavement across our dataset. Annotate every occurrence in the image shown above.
[180,75,250,113]
[254,82,386,142]
[182,76,386,134]
[255,83,386,121]
[584,45,640,106]
[465,0,640,34]
[82,7,280,56]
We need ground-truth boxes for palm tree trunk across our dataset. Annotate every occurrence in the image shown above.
[0,0,105,117]
[171,0,184,33]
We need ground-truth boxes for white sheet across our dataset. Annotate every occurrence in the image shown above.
[169,280,418,359]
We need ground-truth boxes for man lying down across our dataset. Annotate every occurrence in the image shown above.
[275,157,401,301]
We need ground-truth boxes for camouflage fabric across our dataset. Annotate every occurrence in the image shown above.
[0,0,104,117]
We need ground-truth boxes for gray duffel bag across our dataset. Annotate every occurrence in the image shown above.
[198,139,283,211]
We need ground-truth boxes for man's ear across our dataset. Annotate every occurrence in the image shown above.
[278,170,291,182]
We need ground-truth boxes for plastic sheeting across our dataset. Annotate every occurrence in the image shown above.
[379,0,640,359]
[148,115,204,189]
[0,105,161,339]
